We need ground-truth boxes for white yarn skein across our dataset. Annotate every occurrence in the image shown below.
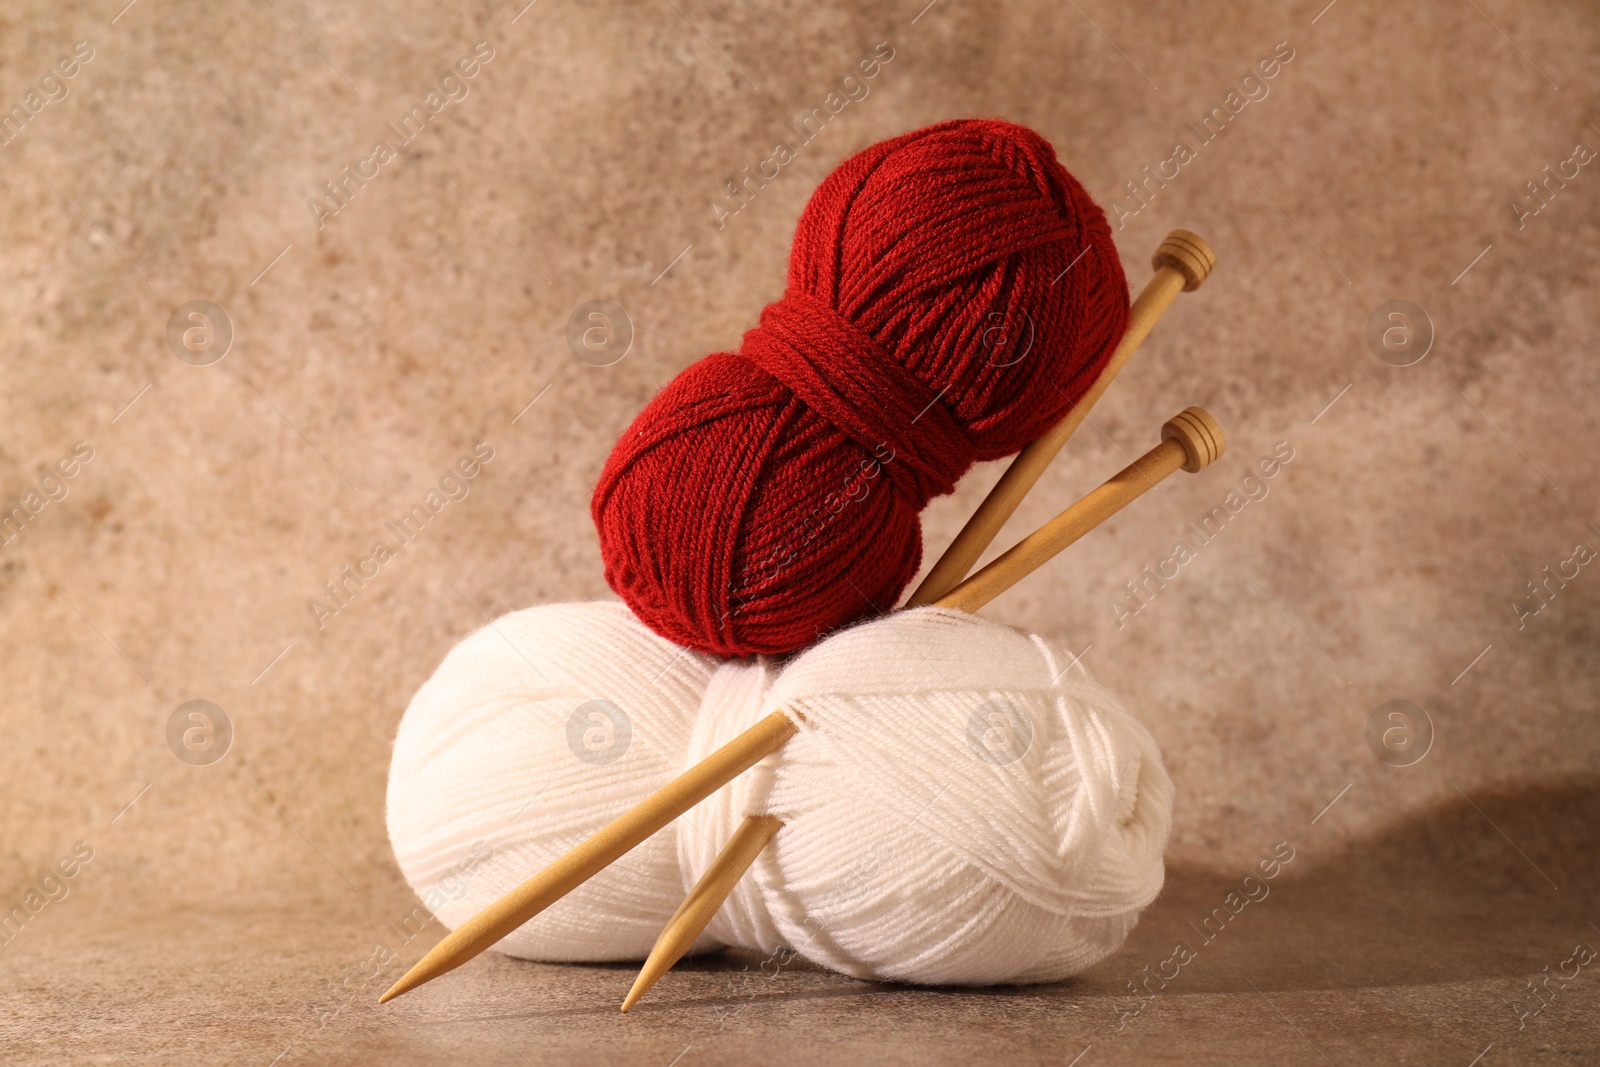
[682,607,1172,985]
[386,601,715,961]
[387,603,1173,985]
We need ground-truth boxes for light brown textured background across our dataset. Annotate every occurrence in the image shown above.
[2,0,1598,1062]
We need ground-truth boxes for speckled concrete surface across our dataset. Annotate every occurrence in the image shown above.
[5,783,1597,1063]
[1,0,1597,1062]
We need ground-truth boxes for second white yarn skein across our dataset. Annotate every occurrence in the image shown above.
[680,606,1173,984]
[387,602,1173,984]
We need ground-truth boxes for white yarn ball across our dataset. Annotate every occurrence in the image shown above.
[387,603,1173,985]
[386,601,715,961]
[682,607,1173,985]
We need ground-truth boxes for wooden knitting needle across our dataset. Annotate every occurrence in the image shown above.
[378,709,799,1003]
[379,406,1223,1005]
[626,237,1216,1009]
[620,814,782,1012]
[616,406,1224,1010]
[937,406,1221,613]
[905,230,1215,608]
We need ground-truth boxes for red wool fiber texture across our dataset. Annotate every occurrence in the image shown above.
[592,119,1130,657]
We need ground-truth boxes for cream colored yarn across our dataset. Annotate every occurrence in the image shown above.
[387,602,1173,984]
[386,601,714,961]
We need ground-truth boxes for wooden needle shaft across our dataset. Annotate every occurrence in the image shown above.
[382,407,1224,1005]
[619,407,1226,1009]
[379,711,798,1003]
[620,814,782,1012]
[906,230,1215,608]
[938,432,1186,614]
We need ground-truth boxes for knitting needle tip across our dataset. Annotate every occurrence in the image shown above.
[377,976,412,1004]
[621,814,785,1014]
[620,982,646,1013]
[380,950,446,1003]
[619,939,677,1013]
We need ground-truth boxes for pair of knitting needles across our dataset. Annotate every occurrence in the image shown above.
[380,229,1218,1009]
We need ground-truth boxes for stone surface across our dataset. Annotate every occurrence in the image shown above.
[1,0,1597,1062]
[4,782,1597,1063]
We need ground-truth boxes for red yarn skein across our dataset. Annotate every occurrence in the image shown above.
[593,119,1129,657]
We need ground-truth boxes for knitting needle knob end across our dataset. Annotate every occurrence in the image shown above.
[1152,230,1216,292]
[1161,406,1224,473]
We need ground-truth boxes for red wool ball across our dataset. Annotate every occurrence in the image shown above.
[592,119,1129,657]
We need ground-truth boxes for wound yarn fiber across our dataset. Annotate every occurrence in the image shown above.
[386,601,718,961]
[592,119,1130,658]
[387,603,1172,984]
